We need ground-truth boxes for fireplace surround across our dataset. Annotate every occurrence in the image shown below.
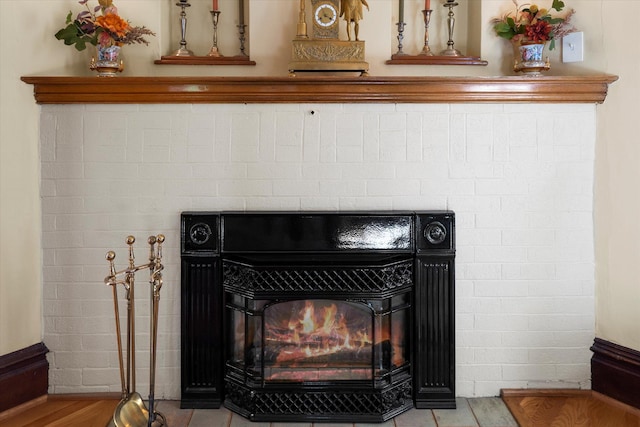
[180,211,455,422]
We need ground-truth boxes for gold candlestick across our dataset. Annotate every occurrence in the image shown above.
[208,10,223,57]
[420,9,434,56]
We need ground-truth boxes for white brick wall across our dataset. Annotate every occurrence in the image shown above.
[40,102,596,398]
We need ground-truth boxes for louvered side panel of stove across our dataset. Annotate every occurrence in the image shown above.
[180,257,223,408]
[414,258,456,409]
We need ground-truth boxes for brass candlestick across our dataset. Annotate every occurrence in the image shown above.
[420,9,434,56]
[172,0,194,56]
[208,10,223,57]
[440,0,462,56]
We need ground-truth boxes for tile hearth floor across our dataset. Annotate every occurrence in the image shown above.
[155,397,518,427]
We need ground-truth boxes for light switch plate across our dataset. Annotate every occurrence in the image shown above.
[562,32,584,63]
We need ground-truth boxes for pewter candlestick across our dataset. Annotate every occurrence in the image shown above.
[440,0,462,56]
[420,9,434,56]
[237,0,248,57]
[208,10,223,57]
[395,22,407,55]
[172,0,194,57]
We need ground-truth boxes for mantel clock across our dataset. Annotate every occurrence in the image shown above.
[288,0,369,76]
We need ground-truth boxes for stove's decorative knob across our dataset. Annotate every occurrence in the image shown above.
[189,222,212,245]
[424,221,446,245]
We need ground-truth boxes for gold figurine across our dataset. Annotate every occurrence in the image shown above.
[340,0,369,41]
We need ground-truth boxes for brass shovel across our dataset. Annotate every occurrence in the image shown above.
[106,242,149,427]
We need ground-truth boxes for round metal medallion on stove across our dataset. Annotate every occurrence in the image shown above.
[424,221,447,245]
[189,222,212,245]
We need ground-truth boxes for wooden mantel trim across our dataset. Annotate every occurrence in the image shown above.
[21,75,618,104]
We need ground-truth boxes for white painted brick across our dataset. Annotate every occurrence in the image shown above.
[246,197,300,210]
[501,263,556,280]
[475,314,529,331]
[421,179,475,196]
[475,246,529,263]
[502,330,593,348]
[474,281,528,297]
[457,263,502,281]
[450,162,504,180]
[528,347,592,365]
[528,280,588,297]
[273,180,319,196]
[50,368,83,386]
[338,197,393,210]
[379,131,407,161]
[336,145,363,162]
[39,104,596,398]
[457,330,502,348]
[502,364,557,382]
[457,297,500,314]
[528,314,594,332]
[41,162,84,180]
[319,180,366,196]
[218,180,272,196]
[342,164,396,179]
[301,164,343,180]
[474,348,529,364]
[366,179,419,196]
[473,381,528,397]
[391,195,447,210]
[455,381,475,397]
[457,364,503,382]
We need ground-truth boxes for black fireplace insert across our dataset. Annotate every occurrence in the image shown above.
[180,211,455,422]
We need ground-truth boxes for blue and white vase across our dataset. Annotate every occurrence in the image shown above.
[90,45,124,77]
[513,40,550,76]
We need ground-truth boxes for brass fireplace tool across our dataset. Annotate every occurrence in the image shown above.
[105,234,166,427]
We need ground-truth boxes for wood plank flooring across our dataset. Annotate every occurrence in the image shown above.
[502,389,640,427]
[2,390,639,427]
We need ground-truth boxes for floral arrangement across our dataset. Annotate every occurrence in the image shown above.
[492,0,576,50]
[55,0,155,51]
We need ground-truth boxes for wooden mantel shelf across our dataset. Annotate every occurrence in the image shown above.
[21,75,618,104]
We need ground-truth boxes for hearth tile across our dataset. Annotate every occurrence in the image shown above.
[433,398,479,427]
[155,400,193,427]
[228,413,270,427]
[467,397,517,427]
[355,420,395,427]
[310,423,354,427]
[394,408,437,427]
[189,407,232,427]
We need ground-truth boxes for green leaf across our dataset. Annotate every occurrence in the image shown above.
[552,0,565,12]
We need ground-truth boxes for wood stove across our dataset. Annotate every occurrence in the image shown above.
[180,211,455,422]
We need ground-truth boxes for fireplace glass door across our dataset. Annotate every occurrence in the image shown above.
[227,293,409,386]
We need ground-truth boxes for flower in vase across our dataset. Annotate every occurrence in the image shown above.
[492,0,576,50]
[55,0,155,51]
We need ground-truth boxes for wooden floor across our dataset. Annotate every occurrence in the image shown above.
[2,390,640,427]
[502,389,640,427]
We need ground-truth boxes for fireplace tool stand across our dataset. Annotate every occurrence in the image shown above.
[105,235,166,427]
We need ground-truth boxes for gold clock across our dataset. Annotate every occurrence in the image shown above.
[289,0,369,76]
[313,2,338,37]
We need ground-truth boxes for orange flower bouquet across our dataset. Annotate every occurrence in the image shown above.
[55,0,155,51]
